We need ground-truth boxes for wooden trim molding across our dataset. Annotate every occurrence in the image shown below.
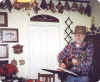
[30,14,59,23]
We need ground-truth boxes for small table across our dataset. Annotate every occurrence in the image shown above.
[42,69,78,82]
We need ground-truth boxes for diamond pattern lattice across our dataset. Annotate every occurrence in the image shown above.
[64,17,73,45]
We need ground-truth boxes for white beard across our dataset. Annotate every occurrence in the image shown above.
[75,40,83,48]
[76,44,80,48]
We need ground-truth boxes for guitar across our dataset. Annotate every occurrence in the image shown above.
[62,57,73,70]
[58,57,73,80]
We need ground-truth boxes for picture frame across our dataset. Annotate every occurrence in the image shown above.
[0,12,8,27]
[2,29,19,42]
[0,44,8,58]
[0,30,2,43]
[60,0,89,3]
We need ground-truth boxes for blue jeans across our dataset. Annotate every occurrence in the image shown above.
[65,75,89,82]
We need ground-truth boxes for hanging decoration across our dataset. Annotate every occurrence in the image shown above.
[64,17,73,45]
[13,1,21,10]
[14,0,36,10]
[32,1,40,14]
[56,0,64,13]
[64,1,70,11]
[16,0,32,3]
[12,44,23,54]
[71,2,78,11]
[90,24,97,33]
[90,16,97,34]
[96,26,100,33]
[0,0,13,12]
[78,3,85,15]
[48,0,56,13]
[40,0,48,9]
[0,0,91,17]
[19,59,25,65]
[11,59,17,66]
[84,3,91,17]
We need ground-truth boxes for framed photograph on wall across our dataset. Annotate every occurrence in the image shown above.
[0,44,8,58]
[0,12,8,27]
[0,30,2,43]
[2,29,19,42]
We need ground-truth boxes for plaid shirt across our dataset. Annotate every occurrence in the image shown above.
[58,41,94,75]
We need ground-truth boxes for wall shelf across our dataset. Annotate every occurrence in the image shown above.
[61,0,90,3]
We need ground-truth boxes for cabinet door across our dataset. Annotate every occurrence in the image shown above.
[86,34,100,81]
[93,34,100,81]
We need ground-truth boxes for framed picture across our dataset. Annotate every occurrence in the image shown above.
[0,60,8,66]
[2,29,19,42]
[0,44,8,58]
[60,0,89,3]
[0,12,8,27]
[0,30,2,43]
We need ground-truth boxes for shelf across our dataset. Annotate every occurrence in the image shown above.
[61,0,90,3]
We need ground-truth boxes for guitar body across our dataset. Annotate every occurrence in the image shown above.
[58,57,73,81]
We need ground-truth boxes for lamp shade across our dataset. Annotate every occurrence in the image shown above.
[17,0,32,3]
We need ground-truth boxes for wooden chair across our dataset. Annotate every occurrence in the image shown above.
[26,79,37,82]
[38,73,55,82]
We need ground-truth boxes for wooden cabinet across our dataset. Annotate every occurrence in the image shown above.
[86,33,100,81]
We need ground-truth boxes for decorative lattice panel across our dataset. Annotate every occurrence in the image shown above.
[64,17,73,45]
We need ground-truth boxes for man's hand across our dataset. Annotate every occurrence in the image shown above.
[59,63,66,69]
[72,58,79,65]
[57,63,66,71]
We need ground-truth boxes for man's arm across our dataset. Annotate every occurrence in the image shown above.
[80,43,94,70]
[57,45,71,63]
[57,45,72,69]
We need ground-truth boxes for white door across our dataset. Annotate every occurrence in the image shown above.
[26,25,61,79]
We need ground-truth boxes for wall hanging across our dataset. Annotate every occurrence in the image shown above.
[0,28,19,43]
[0,12,8,27]
[40,0,48,9]
[64,1,70,11]
[78,3,85,15]
[14,0,35,10]
[71,2,78,11]
[33,1,40,14]
[48,0,56,13]
[84,3,91,17]
[56,0,64,13]
[64,17,73,45]
[12,44,23,54]
[30,14,59,22]
[19,59,25,65]
[0,44,8,58]
[11,59,17,66]
[8,0,91,16]
[60,0,89,3]
[0,0,12,12]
